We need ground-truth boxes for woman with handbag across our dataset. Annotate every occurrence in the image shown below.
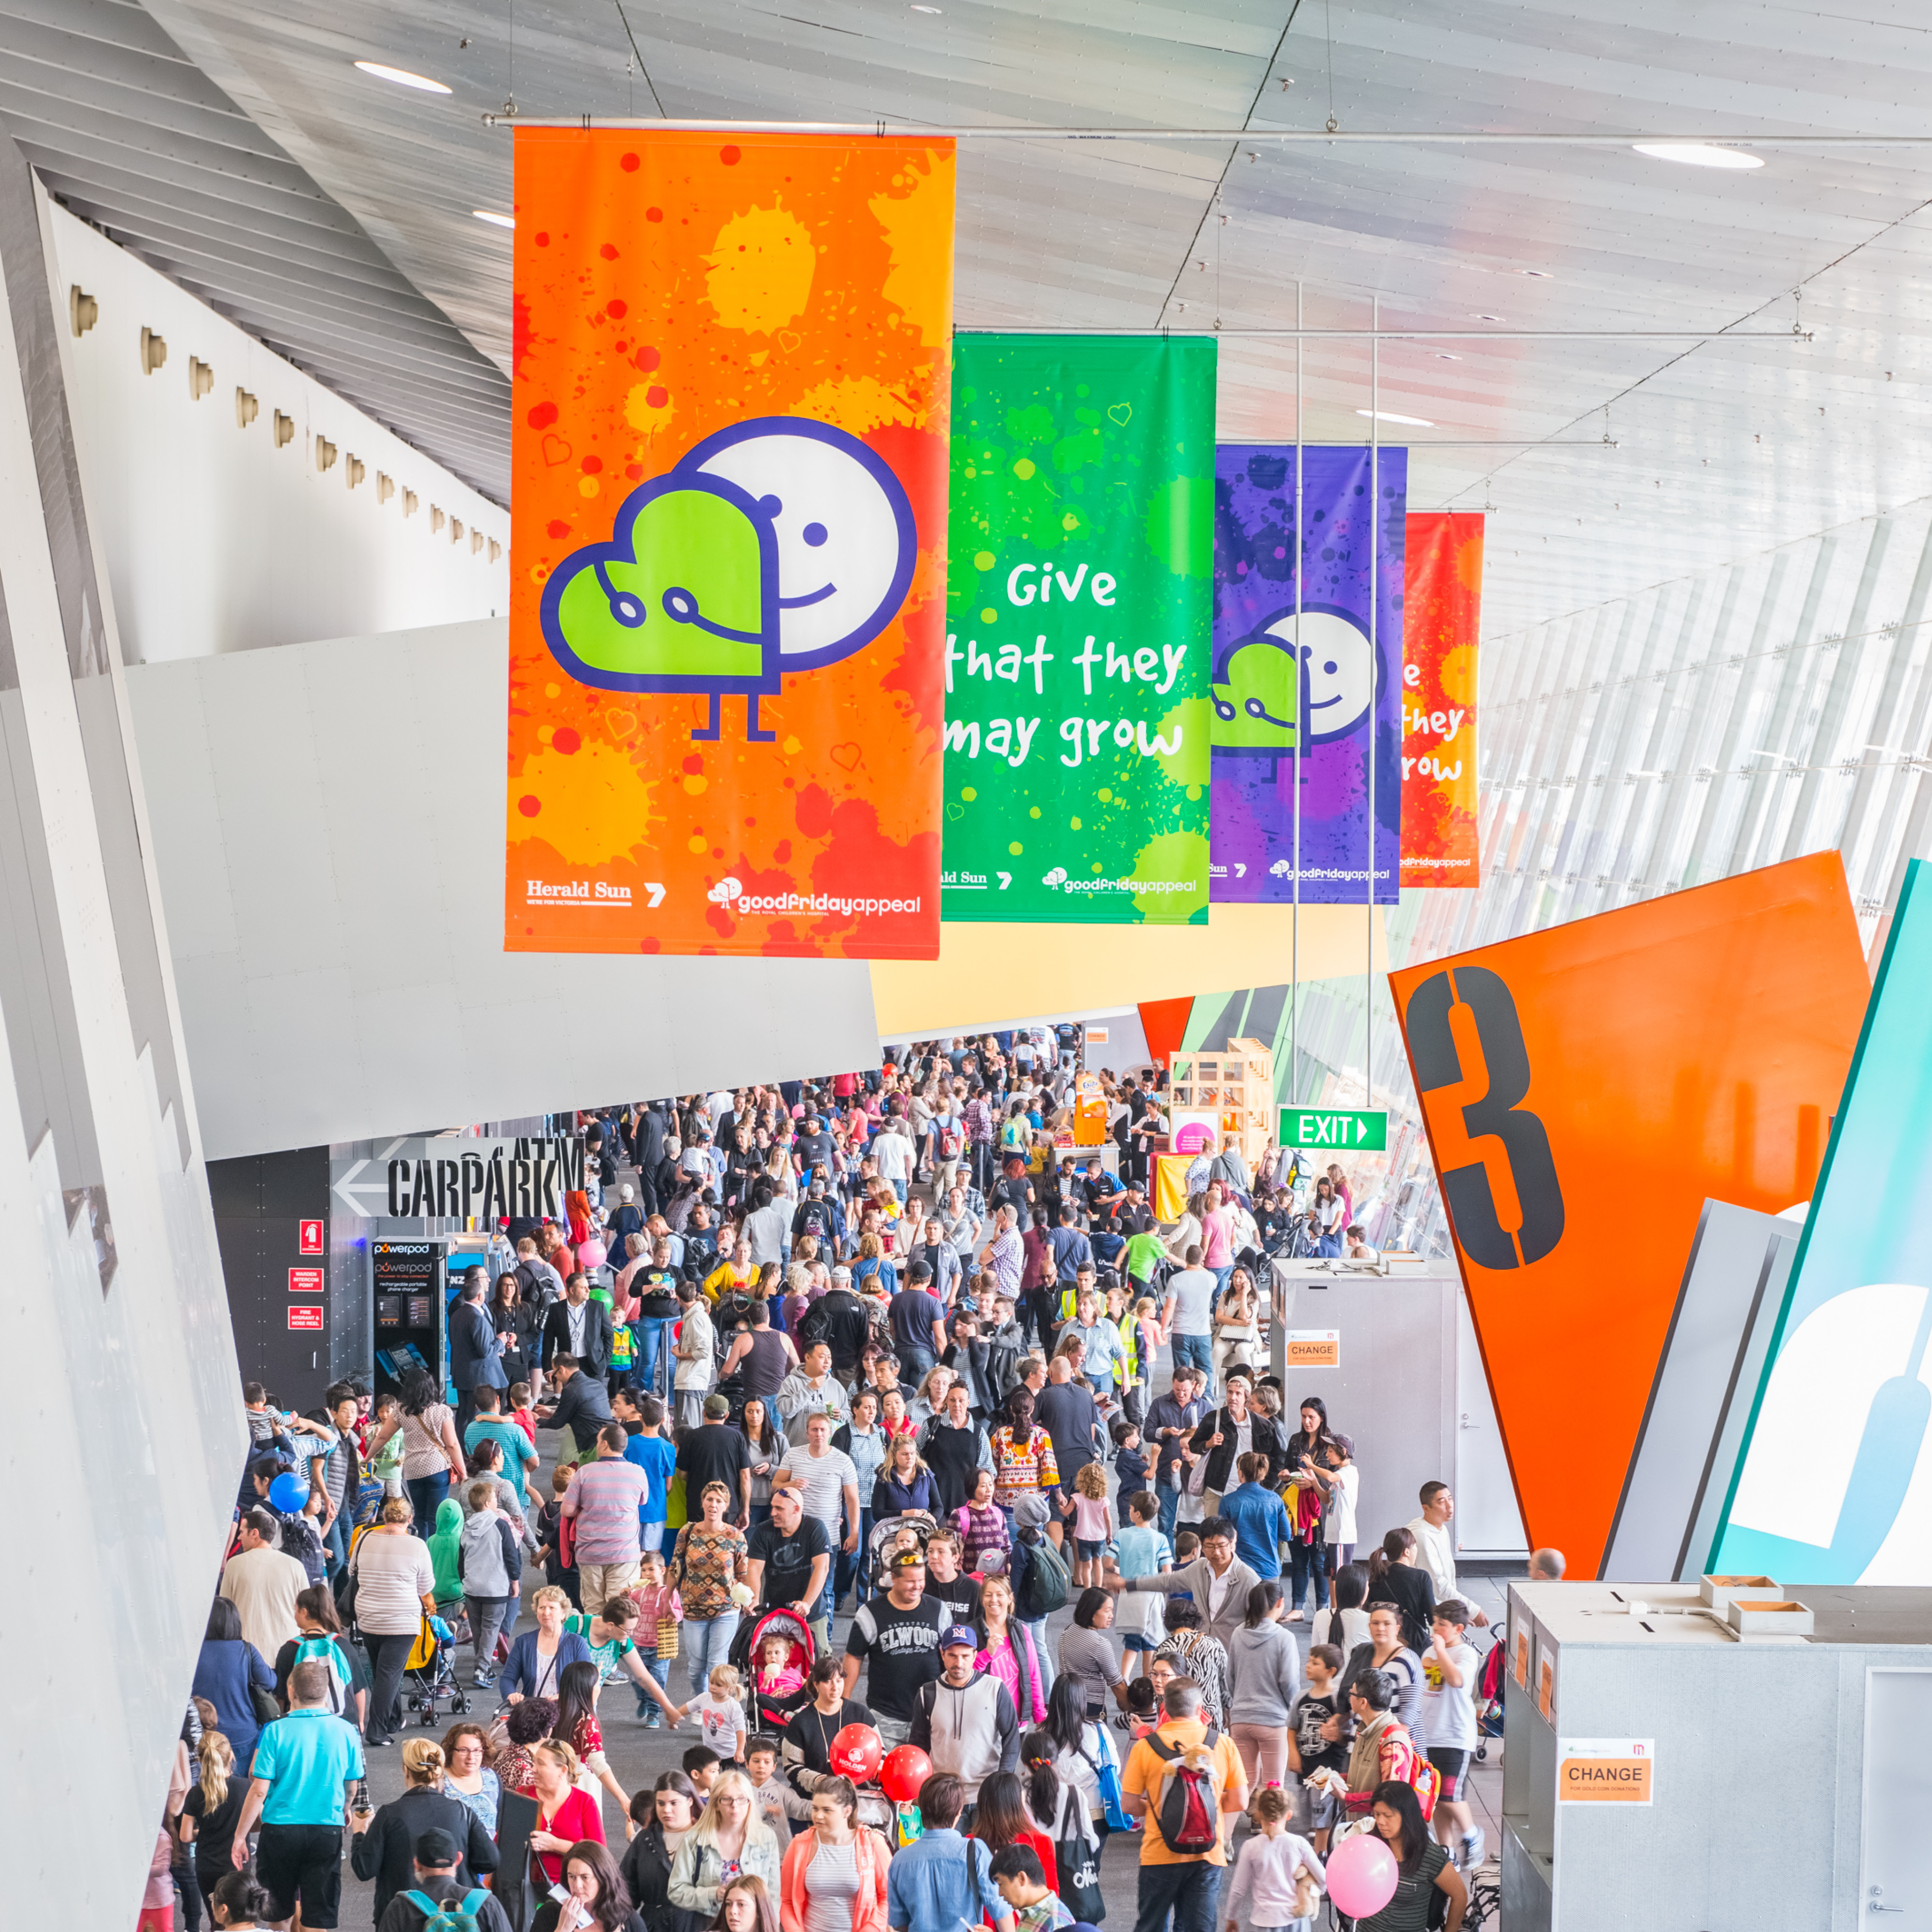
[778,1775,890,1932]
[621,1770,706,1932]
[366,1367,468,1537]
[489,1272,540,1388]
[192,1598,278,1776]
[1019,1733,1104,1924]
[350,1496,438,1747]
[1210,1269,1262,1391]
[673,1481,750,1700]
[668,1772,783,1919]
[347,1736,498,1923]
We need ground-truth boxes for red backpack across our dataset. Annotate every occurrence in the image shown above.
[1145,1729,1224,1854]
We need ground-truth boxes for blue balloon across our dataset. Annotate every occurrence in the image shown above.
[269,1472,310,1514]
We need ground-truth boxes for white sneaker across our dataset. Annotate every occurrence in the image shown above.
[1461,1829,1486,1870]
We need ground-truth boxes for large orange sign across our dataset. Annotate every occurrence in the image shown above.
[509,131,954,957]
[1390,854,1868,1576]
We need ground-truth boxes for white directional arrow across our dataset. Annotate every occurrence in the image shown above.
[1356,1119,1367,1144]
[997,871,1012,890]
[644,881,666,908]
[331,1158,392,1217]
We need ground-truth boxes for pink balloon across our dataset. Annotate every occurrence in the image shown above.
[1325,1832,1399,1918]
[578,1240,608,1270]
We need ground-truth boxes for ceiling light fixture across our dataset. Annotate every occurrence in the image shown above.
[1633,142,1764,170]
[1435,352,1460,360]
[1356,408,1434,427]
[911,4,942,11]
[1519,269,1553,278]
[354,59,452,94]
[473,210,515,228]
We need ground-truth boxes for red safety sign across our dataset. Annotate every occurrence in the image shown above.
[287,1305,324,1331]
[298,1220,324,1255]
[288,1267,324,1294]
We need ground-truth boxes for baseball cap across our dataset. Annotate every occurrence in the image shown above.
[704,1394,731,1419]
[940,1623,978,1651]
[413,1827,462,1868]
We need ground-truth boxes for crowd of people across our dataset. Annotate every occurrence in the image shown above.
[162,1032,1546,1932]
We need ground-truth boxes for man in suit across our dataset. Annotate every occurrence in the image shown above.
[448,1267,509,1435]
[536,1355,613,1462]
[541,1271,613,1382]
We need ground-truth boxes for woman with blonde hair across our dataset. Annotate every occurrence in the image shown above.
[348,1734,498,1921]
[668,1770,783,1919]
[871,1429,939,1520]
[530,1737,606,1889]
[973,1573,1047,1725]
[179,1730,245,1908]
[778,1777,890,1932]
[851,1229,896,1298]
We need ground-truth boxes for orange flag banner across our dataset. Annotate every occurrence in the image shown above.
[1400,512,1482,888]
[508,130,954,958]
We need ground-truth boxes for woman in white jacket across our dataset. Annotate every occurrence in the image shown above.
[1225,1579,1304,1796]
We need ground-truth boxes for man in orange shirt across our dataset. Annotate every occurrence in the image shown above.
[1120,1677,1249,1932]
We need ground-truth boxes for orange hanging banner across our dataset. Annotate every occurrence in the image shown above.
[1400,512,1482,888]
[508,130,954,958]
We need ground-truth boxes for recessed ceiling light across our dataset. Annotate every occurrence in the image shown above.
[1633,142,1764,170]
[473,210,515,228]
[1356,408,1434,427]
[1435,353,1460,361]
[1519,269,1553,278]
[1472,313,1504,323]
[354,59,452,94]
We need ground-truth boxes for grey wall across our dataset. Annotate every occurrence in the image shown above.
[0,154,245,1920]
[125,618,884,1160]
[1270,1271,1458,1555]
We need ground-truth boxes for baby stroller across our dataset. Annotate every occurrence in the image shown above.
[867,1509,939,1593]
[729,1604,816,1733]
[402,1611,470,1727]
[1474,1633,1506,1761]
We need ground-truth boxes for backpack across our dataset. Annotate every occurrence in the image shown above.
[610,1322,637,1370]
[1145,1727,1224,1854]
[1015,1527,1069,1619]
[401,1889,490,1931]
[291,1634,350,1716]
[796,1298,835,1350]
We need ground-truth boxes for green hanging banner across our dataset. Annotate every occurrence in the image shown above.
[941,335,1216,924]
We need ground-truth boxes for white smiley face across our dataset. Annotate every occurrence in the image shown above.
[682,418,917,670]
[1256,607,1381,745]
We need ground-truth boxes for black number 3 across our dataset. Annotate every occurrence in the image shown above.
[1406,965,1565,1269]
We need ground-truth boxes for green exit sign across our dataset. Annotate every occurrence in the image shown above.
[1280,1106,1388,1152]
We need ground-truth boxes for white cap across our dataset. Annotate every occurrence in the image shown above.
[619,1184,634,1200]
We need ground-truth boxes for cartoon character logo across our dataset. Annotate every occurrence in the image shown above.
[539,416,917,741]
[1210,605,1383,765]
[707,877,744,906]
[1042,867,1069,887]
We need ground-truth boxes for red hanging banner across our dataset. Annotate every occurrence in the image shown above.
[1400,512,1482,888]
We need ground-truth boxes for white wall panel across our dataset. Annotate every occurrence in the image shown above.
[48,205,507,665]
[128,618,881,1158]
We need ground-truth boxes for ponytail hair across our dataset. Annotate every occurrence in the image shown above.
[1020,1729,1064,1831]
[196,1729,233,1813]
[1243,1578,1283,1629]
[1366,1526,1413,1585]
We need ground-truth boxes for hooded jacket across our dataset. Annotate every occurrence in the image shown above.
[908,1670,1020,1796]
[427,1498,465,1603]
[456,1506,524,1599]
[1225,1618,1304,1729]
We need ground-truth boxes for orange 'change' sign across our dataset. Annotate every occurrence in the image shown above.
[1558,1740,1653,1804]
[509,130,954,958]
[1282,1331,1341,1367]
[1400,512,1481,888]
[1390,853,1868,1577]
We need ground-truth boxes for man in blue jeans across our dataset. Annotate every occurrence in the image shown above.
[1162,1246,1218,1398]
[1144,1369,1205,1543]
[1121,1678,1248,1932]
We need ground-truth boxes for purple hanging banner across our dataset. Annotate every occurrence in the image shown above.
[1209,445,1406,902]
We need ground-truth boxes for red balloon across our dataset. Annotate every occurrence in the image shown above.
[880,1743,934,1804]
[828,1723,883,1782]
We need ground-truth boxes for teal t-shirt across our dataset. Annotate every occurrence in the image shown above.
[465,1418,539,1500]
[252,1708,365,1824]
[563,1611,635,1683]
